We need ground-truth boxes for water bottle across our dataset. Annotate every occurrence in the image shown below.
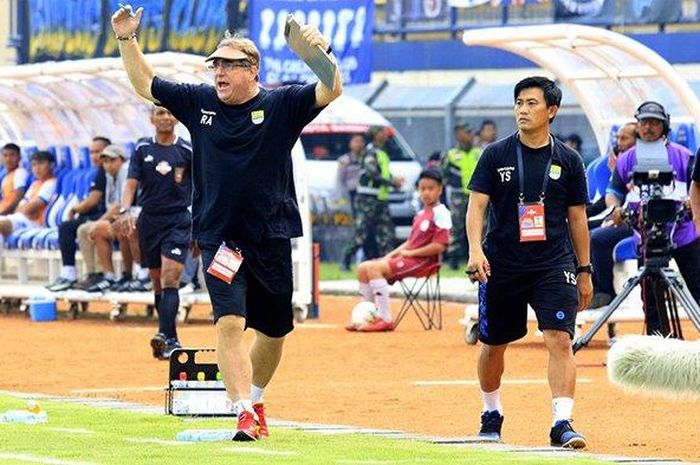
[176,429,233,442]
[1,409,48,424]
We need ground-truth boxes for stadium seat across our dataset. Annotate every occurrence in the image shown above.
[393,262,442,330]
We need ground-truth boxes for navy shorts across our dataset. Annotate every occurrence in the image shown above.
[478,264,579,345]
[201,238,294,338]
[137,211,191,269]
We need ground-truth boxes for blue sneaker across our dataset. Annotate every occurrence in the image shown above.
[478,410,503,441]
[550,420,586,448]
[162,338,182,360]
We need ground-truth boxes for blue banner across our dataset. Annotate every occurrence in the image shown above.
[249,0,374,85]
[27,0,234,63]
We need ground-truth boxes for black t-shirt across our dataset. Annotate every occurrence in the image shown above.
[468,134,589,271]
[84,167,107,220]
[151,77,323,247]
[128,136,192,214]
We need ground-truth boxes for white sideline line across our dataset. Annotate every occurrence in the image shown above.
[70,387,164,394]
[47,428,94,435]
[221,446,295,456]
[0,453,98,465]
[123,438,187,446]
[413,378,593,386]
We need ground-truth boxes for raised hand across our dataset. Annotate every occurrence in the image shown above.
[300,24,330,52]
[111,4,144,39]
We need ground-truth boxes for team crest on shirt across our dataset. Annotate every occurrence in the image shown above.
[174,167,185,184]
[251,110,265,125]
[549,165,562,180]
[419,219,430,232]
[155,161,172,176]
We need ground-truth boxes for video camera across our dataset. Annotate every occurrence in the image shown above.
[629,140,682,260]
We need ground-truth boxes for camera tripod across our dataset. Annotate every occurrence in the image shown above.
[572,254,700,353]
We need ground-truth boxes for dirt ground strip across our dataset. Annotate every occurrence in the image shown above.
[0,295,699,462]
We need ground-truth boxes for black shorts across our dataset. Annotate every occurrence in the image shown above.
[137,211,191,269]
[201,238,294,338]
[478,264,578,345]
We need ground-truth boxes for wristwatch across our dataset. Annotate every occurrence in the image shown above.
[118,207,129,216]
[576,264,593,274]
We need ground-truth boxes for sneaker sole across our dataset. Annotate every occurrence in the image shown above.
[232,430,257,441]
[478,433,501,442]
[150,338,166,359]
[552,437,587,449]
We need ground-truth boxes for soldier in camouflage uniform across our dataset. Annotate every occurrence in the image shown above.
[442,123,482,269]
[341,126,404,270]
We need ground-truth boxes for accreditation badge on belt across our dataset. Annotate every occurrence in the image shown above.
[518,203,547,242]
[174,166,185,184]
[207,242,243,284]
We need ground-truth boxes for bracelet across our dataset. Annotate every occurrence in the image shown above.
[116,33,136,41]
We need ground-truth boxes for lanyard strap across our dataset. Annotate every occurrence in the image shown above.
[516,135,554,205]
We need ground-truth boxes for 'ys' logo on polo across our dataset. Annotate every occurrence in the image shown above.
[251,110,265,125]
[549,165,562,180]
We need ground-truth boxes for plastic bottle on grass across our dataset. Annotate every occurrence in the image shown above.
[176,429,233,442]
[1,408,47,424]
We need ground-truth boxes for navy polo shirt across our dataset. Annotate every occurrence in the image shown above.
[468,134,588,271]
[151,77,323,247]
[84,167,107,220]
[128,136,192,214]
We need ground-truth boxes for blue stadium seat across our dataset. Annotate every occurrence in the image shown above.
[586,156,612,202]
[673,123,697,153]
[78,146,91,169]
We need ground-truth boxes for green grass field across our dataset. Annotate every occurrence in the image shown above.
[0,395,615,465]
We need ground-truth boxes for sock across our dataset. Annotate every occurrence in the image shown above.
[552,397,574,426]
[251,385,265,404]
[138,267,149,281]
[61,266,76,281]
[359,282,373,301]
[233,399,254,416]
[104,272,115,281]
[481,388,502,414]
[369,278,391,321]
[158,288,180,340]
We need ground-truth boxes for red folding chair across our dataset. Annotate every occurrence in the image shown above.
[394,262,442,330]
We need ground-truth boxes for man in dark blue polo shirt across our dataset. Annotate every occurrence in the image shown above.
[116,106,192,360]
[467,77,591,448]
[112,4,342,441]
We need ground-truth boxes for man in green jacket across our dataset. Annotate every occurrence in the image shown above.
[442,123,482,269]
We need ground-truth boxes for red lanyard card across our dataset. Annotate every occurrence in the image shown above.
[518,202,547,242]
[206,242,243,284]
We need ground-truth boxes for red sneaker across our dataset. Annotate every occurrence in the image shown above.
[253,402,269,438]
[358,318,394,332]
[233,410,258,441]
[345,323,358,331]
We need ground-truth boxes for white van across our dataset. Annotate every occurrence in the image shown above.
[301,95,422,239]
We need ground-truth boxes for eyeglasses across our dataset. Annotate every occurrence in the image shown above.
[207,59,251,72]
